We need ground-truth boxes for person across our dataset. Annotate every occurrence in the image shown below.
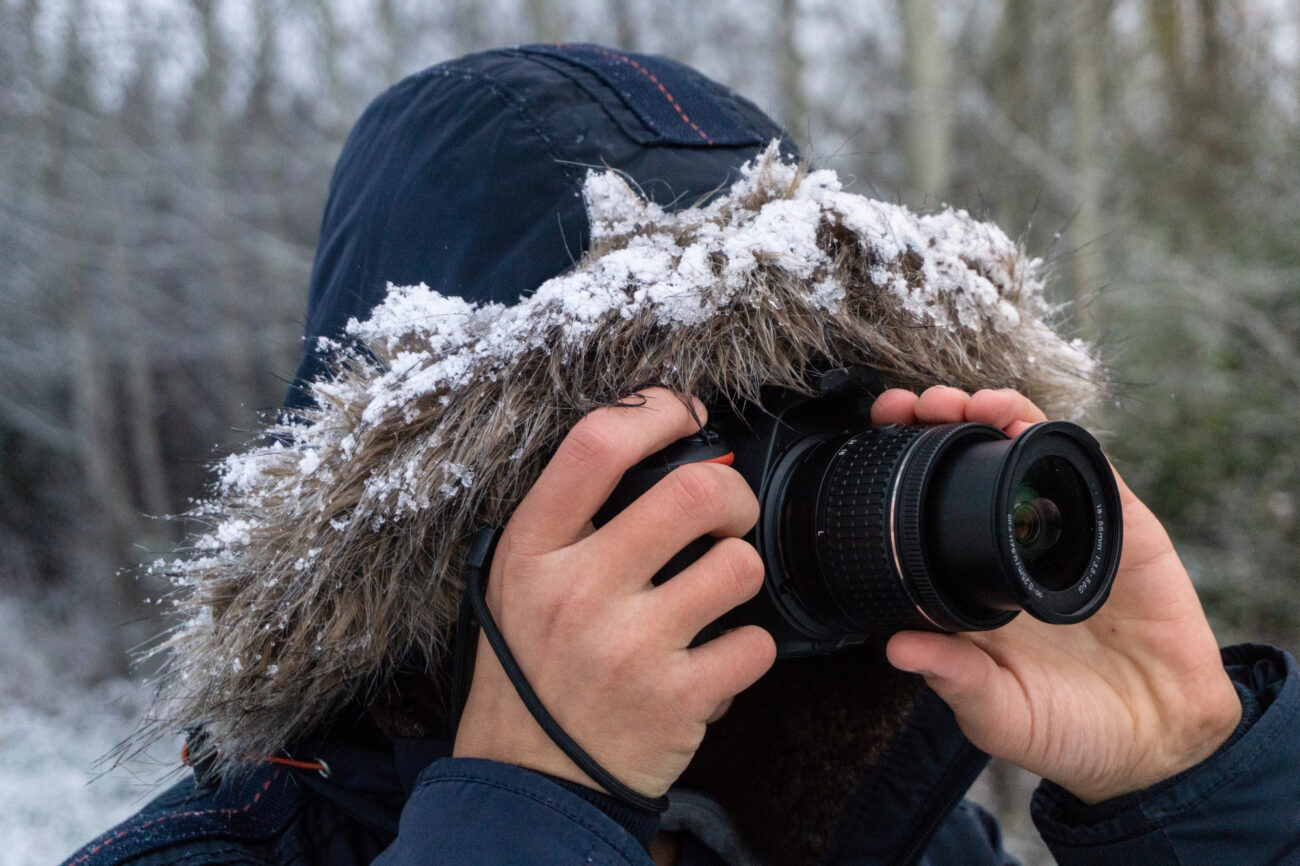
[66,44,1299,866]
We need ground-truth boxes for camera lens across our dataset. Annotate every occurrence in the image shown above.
[761,421,1122,636]
[1013,493,1061,552]
[1009,458,1094,591]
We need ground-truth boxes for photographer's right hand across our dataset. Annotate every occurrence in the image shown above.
[452,388,777,798]
[877,387,1241,805]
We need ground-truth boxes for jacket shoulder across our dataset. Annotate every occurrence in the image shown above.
[62,766,304,866]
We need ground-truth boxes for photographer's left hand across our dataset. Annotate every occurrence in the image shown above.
[874,387,1242,804]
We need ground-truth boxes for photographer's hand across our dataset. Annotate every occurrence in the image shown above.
[874,387,1242,804]
[453,388,776,797]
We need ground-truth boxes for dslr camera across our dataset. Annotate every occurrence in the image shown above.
[595,369,1123,658]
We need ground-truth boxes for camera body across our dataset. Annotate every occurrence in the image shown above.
[594,369,1123,658]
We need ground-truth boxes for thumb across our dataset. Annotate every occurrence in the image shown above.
[886,631,1020,753]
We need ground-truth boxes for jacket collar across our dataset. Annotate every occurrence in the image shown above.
[294,693,983,866]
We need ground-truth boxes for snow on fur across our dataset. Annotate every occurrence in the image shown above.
[136,144,1101,772]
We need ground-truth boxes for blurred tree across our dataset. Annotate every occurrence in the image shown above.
[778,0,809,141]
[1068,0,1107,339]
[0,9,1295,852]
[900,0,951,201]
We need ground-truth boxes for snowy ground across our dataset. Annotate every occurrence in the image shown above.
[0,598,170,866]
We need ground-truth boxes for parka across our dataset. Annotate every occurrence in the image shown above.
[65,45,1300,866]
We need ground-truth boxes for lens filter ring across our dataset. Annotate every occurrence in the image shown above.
[992,422,1122,623]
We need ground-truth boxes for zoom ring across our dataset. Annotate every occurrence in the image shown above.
[818,426,936,633]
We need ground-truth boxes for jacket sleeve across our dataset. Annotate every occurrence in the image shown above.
[371,757,654,866]
[1030,643,1300,866]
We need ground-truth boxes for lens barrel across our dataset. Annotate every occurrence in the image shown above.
[762,421,1122,635]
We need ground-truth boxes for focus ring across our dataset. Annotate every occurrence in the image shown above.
[818,427,934,633]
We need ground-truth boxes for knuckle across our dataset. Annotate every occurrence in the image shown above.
[968,388,1004,411]
[563,414,624,468]
[666,464,757,528]
[667,464,727,519]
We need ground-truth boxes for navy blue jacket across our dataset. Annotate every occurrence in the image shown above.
[64,645,1300,864]
[66,46,1300,865]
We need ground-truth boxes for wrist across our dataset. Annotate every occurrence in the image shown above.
[1066,671,1243,804]
[453,672,606,794]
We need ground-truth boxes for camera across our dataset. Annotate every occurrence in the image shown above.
[594,369,1123,658]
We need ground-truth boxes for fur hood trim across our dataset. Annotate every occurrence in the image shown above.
[143,144,1101,771]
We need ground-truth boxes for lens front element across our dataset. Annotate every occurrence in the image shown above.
[1013,493,1062,552]
[1011,457,1092,591]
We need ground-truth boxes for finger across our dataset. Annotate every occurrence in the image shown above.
[886,630,991,682]
[509,389,705,551]
[1004,420,1035,438]
[885,631,1019,750]
[913,386,972,424]
[683,625,776,714]
[650,537,765,644]
[583,463,760,587]
[870,389,919,426]
[966,389,1048,432]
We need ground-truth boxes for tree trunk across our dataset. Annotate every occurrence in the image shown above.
[900,0,951,203]
[1070,1,1106,340]
[779,0,808,144]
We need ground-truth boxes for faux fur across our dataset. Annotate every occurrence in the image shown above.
[137,145,1102,774]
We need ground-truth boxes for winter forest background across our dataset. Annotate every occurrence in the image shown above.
[2,0,1298,862]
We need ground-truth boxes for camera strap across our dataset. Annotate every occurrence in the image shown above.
[459,526,670,813]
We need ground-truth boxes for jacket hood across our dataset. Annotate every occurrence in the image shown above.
[141,48,1102,774]
[285,44,792,414]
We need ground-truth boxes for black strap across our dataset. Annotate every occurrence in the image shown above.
[460,526,670,813]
